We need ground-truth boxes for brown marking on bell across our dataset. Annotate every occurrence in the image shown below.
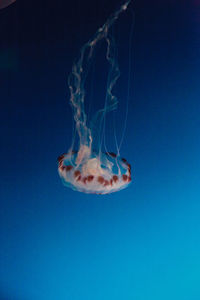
[87,175,94,182]
[113,175,118,182]
[122,158,127,163]
[57,154,64,162]
[108,152,117,158]
[128,176,131,182]
[76,175,81,181]
[65,165,73,172]
[82,177,87,184]
[98,176,105,184]
[122,174,128,181]
[60,165,65,171]
[104,180,109,186]
[74,170,81,177]
[110,179,113,186]
[127,163,131,170]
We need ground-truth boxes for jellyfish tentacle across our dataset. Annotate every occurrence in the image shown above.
[68,1,132,156]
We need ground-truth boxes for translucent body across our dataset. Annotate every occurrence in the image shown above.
[58,147,131,194]
[58,0,132,194]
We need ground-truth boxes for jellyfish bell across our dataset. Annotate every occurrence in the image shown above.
[58,149,131,195]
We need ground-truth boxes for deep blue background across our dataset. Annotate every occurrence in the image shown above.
[1,0,200,299]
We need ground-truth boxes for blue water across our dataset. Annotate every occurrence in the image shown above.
[1,0,200,299]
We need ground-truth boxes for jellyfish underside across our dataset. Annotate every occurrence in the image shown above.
[58,146,131,194]
[58,0,132,194]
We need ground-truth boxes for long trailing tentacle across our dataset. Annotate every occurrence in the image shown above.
[68,0,132,156]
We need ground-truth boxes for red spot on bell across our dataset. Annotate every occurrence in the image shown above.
[122,158,127,163]
[122,174,128,181]
[113,175,118,182]
[57,154,64,162]
[108,152,117,158]
[76,175,81,182]
[65,165,73,172]
[82,177,87,184]
[98,176,104,184]
[87,175,94,182]
[74,170,81,177]
[104,180,109,186]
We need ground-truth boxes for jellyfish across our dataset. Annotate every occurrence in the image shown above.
[58,0,132,194]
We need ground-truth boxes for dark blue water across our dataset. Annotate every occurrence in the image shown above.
[1,0,200,299]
